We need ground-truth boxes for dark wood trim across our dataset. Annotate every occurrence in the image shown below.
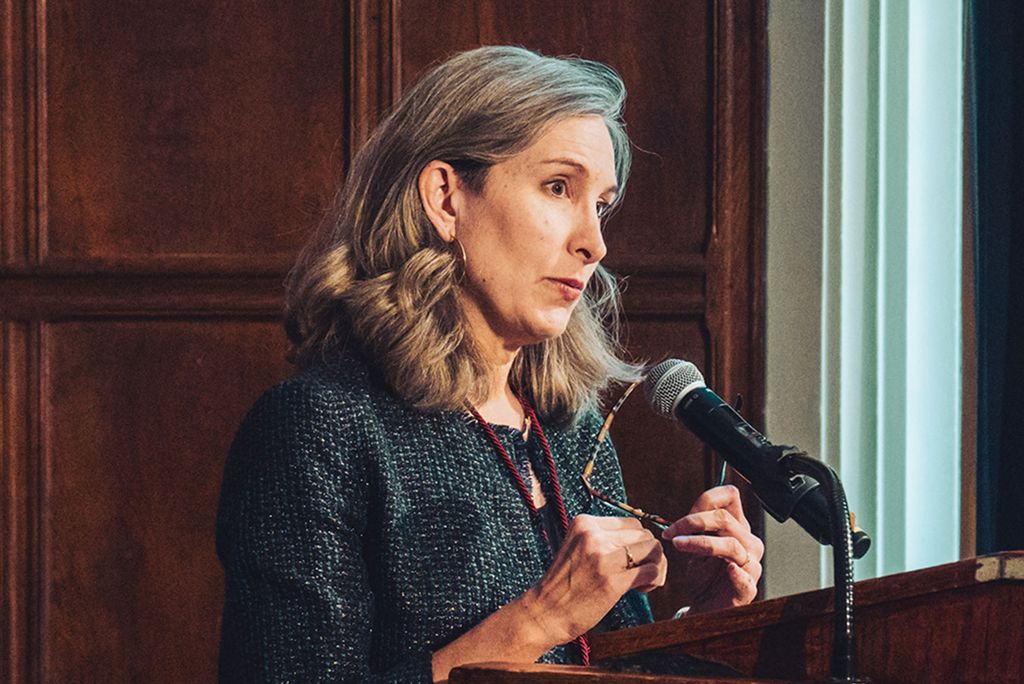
[0,0,17,263]
[0,0,36,267]
[23,254,295,276]
[608,253,707,275]
[0,274,285,318]
[0,272,702,319]
[33,320,47,682]
[29,0,44,265]
[30,321,42,682]
[618,273,705,318]
[349,0,400,155]
[707,0,766,427]
[451,661,791,684]
[8,253,706,277]
[1,322,43,682]
[1,323,26,681]
[706,0,767,538]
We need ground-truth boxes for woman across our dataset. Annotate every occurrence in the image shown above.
[216,46,763,682]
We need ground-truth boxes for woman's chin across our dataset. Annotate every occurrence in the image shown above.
[521,313,574,345]
[481,308,576,349]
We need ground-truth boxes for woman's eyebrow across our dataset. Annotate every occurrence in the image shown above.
[537,158,619,195]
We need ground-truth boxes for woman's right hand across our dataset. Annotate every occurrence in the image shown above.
[520,514,667,646]
[431,514,664,680]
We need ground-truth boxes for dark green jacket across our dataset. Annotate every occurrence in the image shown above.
[216,351,652,682]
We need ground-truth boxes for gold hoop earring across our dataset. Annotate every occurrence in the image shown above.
[449,238,467,285]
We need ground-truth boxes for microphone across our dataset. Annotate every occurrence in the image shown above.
[643,359,870,559]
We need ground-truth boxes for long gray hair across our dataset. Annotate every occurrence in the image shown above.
[284,46,641,423]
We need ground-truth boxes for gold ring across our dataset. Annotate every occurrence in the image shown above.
[624,545,637,570]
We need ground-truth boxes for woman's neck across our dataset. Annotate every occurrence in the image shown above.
[472,356,525,428]
[461,305,530,427]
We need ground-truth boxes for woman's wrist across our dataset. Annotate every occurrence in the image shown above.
[431,588,559,682]
[515,585,564,651]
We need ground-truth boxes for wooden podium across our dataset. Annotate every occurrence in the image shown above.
[450,552,1024,683]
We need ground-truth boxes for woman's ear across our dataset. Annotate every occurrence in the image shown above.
[418,160,459,243]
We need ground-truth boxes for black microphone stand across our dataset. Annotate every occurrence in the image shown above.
[779,452,873,684]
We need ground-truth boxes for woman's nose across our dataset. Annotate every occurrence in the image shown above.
[573,206,607,263]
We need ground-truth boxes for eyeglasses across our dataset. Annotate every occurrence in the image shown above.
[581,379,672,531]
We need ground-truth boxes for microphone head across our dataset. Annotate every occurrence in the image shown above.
[643,359,706,417]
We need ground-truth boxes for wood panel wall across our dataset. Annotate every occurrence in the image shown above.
[1,1,765,680]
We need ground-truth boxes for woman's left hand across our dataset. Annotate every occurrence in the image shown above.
[661,484,764,613]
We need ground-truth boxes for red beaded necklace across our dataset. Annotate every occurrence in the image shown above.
[467,398,591,666]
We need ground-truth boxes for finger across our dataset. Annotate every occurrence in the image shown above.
[569,524,655,556]
[684,485,750,532]
[663,508,759,554]
[669,534,751,566]
[627,561,664,593]
[737,556,763,585]
[609,535,662,572]
[631,536,664,567]
[609,527,660,549]
[725,560,759,603]
[635,553,669,593]
[566,524,658,571]
[667,508,746,536]
[571,513,644,532]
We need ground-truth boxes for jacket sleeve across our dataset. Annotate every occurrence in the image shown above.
[215,380,433,683]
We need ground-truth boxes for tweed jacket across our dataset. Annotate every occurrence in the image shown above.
[216,351,653,682]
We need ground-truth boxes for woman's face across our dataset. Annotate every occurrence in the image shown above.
[454,116,618,353]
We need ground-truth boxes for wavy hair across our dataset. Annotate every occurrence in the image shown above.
[284,46,642,424]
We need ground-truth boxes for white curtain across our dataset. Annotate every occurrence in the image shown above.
[766,0,963,594]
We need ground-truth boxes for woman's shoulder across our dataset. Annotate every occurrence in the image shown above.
[231,348,394,455]
[218,350,393,523]
[216,351,388,565]
[249,348,385,417]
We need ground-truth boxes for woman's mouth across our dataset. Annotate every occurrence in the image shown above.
[549,278,584,302]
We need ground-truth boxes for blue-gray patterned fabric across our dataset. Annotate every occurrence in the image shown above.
[216,351,653,682]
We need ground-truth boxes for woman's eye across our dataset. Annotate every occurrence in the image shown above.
[549,180,567,197]
[596,202,610,218]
